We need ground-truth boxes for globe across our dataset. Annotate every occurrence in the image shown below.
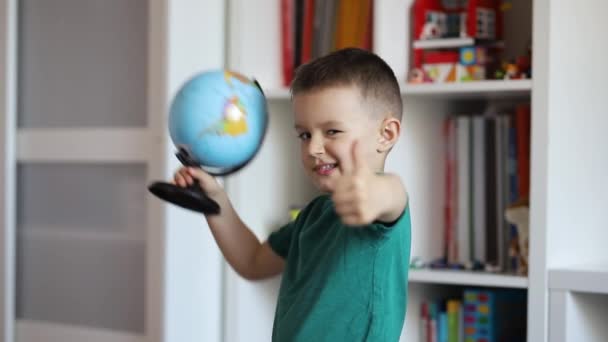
[148,70,268,214]
[169,70,268,175]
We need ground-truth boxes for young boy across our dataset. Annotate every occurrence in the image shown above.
[174,48,411,341]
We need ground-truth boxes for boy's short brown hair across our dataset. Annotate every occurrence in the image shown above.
[290,48,403,121]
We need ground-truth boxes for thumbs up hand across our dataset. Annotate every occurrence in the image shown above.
[331,141,382,226]
[332,141,408,227]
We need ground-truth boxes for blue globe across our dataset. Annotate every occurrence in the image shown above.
[169,70,268,175]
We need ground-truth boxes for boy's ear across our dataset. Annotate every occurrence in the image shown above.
[376,117,401,153]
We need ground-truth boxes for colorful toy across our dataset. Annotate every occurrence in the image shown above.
[407,68,433,83]
[410,0,504,82]
[420,22,443,40]
[413,0,502,42]
[505,200,529,275]
[289,207,302,221]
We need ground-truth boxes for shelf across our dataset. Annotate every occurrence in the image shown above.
[412,37,475,49]
[264,79,532,101]
[401,79,532,99]
[549,266,608,295]
[409,269,528,289]
[265,88,291,100]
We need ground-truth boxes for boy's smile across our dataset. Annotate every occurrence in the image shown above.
[293,85,381,193]
[314,163,337,176]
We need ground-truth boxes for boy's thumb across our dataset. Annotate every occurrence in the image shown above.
[351,140,367,173]
[188,167,215,185]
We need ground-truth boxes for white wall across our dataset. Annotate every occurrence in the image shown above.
[544,0,608,268]
[158,1,226,341]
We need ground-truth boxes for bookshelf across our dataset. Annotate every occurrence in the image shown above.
[225,1,608,342]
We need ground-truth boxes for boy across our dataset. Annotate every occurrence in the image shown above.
[174,48,411,341]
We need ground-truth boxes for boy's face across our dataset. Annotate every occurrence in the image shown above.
[293,85,382,193]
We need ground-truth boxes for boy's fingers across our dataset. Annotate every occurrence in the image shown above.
[187,167,216,186]
[174,172,188,187]
[351,140,367,174]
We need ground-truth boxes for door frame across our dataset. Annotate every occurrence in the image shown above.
[0,0,17,341]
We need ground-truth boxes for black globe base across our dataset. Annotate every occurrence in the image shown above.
[148,181,220,215]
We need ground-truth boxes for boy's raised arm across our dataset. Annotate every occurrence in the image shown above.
[372,173,408,223]
[175,167,285,280]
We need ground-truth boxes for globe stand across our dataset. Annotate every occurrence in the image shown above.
[148,147,221,215]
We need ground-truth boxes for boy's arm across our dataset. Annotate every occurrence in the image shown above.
[206,192,285,280]
[176,167,285,280]
[373,173,408,223]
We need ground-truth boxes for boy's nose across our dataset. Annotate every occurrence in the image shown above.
[307,137,325,156]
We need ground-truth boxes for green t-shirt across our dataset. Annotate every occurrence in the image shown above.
[268,195,412,341]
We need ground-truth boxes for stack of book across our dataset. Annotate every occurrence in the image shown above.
[280,0,374,85]
[442,104,530,274]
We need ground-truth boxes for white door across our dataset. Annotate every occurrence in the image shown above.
[1,1,227,342]
[0,0,167,341]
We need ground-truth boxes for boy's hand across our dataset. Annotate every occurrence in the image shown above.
[331,142,381,226]
[332,141,407,226]
[173,167,225,201]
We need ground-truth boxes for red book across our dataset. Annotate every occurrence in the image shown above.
[300,0,315,64]
[515,104,531,200]
[281,0,295,86]
[444,118,458,262]
[361,0,374,50]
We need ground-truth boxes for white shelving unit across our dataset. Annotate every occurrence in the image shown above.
[409,269,528,289]
[264,79,532,101]
[225,1,608,342]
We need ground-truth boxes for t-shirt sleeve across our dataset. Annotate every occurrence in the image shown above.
[368,204,411,236]
[267,221,296,259]
[267,195,329,258]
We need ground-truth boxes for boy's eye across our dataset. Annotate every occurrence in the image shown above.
[297,132,311,141]
[326,129,342,136]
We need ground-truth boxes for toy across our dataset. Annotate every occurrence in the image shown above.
[409,256,427,269]
[410,0,503,83]
[148,70,269,214]
[407,68,433,83]
[505,200,529,275]
[504,62,521,79]
[289,207,302,221]
[422,51,460,83]
[413,0,502,41]
[420,22,443,40]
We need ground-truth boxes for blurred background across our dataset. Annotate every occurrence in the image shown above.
[1,1,607,342]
